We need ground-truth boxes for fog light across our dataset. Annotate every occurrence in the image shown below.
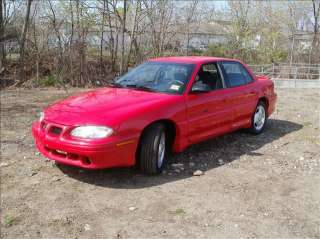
[82,157,91,165]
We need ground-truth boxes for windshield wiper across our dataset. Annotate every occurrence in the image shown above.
[125,84,156,92]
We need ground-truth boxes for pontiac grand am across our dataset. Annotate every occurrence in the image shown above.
[32,57,277,174]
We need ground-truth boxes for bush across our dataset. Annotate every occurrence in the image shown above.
[270,50,287,63]
[205,44,229,58]
[36,74,57,87]
[188,47,204,56]
[204,43,289,65]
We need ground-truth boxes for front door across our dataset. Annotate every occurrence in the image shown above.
[186,63,234,143]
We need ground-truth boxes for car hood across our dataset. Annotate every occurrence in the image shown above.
[44,87,176,126]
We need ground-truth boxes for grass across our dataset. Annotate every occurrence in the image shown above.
[4,215,14,227]
[307,137,320,145]
[301,132,320,145]
[303,122,313,127]
[169,208,186,215]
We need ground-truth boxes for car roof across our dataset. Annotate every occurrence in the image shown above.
[148,56,240,64]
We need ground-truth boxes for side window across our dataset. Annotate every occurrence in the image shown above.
[193,63,224,91]
[221,61,253,87]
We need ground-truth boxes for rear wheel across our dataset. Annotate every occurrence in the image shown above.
[139,123,167,174]
[250,101,267,134]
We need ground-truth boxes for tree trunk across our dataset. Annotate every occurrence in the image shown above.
[126,0,139,71]
[120,0,127,75]
[48,0,63,63]
[311,0,320,63]
[76,0,84,86]
[0,0,5,71]
[32,3,39,82]
[100,0,106,77]
[289,35,295,66]
[105,0,115,72]
[186,27,190,56]
[69,0,74,86]
[19,0,33,83]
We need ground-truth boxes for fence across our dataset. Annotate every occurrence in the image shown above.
[249,63,320,88]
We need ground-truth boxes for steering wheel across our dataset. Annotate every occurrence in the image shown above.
[171,80,184,86]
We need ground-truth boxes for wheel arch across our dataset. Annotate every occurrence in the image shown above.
[258,96,269,116]
[136,119,178,158]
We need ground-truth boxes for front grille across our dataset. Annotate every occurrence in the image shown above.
[49,126,63,135]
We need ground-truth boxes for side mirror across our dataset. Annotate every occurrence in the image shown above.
[190,81,211,94]
[112,76,120,82]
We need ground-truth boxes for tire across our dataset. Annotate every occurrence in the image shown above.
[139,123,167,174]
[249,101,267,134]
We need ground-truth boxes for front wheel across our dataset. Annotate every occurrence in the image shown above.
[250,101,267,134]
[139,123,167,174]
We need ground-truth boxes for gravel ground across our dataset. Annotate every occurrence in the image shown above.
[1,88,320,239]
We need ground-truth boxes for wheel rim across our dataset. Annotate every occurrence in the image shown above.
[254,105,266,131]
[157,133,165,168]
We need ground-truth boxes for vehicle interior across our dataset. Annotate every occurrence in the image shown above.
[193,63,224,91]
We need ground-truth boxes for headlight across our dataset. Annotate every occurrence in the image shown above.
[39,112,44,122]
[70,126,113,139]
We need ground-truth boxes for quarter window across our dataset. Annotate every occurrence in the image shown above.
[221,61,253,87]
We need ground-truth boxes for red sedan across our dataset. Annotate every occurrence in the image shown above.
[32,57,277,174]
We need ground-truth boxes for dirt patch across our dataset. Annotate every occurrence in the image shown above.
[1,88,320,238]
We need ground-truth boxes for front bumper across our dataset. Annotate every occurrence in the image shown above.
[32,121,138,169]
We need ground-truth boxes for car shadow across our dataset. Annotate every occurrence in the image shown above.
[57,119,303,188]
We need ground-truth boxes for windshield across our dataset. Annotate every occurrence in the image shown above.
[114,62,195,94]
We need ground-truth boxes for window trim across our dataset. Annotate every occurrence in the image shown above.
[219,61,254,88]
[188,62,226,93]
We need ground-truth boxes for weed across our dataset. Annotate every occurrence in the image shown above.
[4,215,14,227]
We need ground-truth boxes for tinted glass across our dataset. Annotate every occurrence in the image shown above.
[222,62,253,87]
[115,62,195,94]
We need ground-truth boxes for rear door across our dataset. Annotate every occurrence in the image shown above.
[186,62,234,143]
[219,61,258,129]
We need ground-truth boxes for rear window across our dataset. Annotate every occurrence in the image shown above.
[221,62,253,87]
